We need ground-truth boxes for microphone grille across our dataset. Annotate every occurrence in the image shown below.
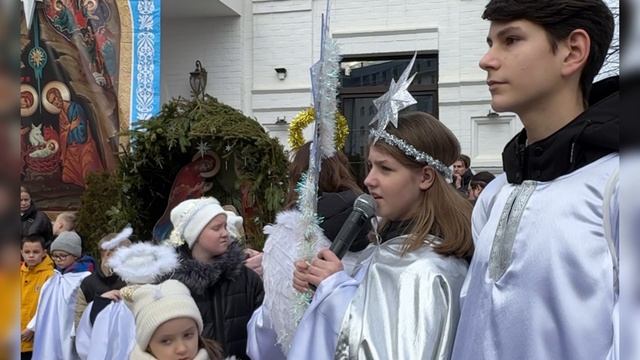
[354,194,377,219]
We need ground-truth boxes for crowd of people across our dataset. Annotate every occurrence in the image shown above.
[18,0,620,359]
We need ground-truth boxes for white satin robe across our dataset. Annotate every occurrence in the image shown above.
[452,154,619,360]
[75,300,136,360]
[31,270,90,360]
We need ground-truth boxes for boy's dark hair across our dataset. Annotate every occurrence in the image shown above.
[482,0,614,99]
[458,154,471,168]
[471,171,496,190]
[22,234,46,249]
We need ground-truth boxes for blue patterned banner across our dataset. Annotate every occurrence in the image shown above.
[130,0,161,124]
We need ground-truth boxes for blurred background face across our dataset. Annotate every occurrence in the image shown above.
[20,191,31,213]
[99,248,115,274]
[53,217,66,235]
[21,241,46,267]
[452,160,467,176]
[469,185,483,201]
[100,248,114,263]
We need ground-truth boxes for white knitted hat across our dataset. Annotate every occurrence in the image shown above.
[123,279,203,350]
[169,197,228,248]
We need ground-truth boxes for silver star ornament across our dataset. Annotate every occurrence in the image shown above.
[370,52,418,136]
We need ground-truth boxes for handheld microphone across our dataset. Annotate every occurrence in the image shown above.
[328,193,377,259]
[307,194,377,292]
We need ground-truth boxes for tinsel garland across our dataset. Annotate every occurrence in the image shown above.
[288,107,349,151]
[290,0,340,342]
[314,36,341,159]
[258,1,344,353]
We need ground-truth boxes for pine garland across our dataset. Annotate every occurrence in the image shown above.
[77,96,289,251]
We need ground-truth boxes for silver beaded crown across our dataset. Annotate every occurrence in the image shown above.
[369,128,453,181]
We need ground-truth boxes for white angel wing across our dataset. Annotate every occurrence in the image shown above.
[261,210,330,354]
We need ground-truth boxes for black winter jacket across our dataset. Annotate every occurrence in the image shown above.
[21,204,53,248]
[317,189,370,252]
[166,242,264,359]
[502,76,618,184]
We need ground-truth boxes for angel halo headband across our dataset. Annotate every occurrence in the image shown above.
[369,128,453,181]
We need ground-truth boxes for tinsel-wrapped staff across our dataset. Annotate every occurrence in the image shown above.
[257,0,344,355]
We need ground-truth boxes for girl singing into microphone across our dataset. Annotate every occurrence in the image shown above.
[288,111,473,359]
[248,111,473,359]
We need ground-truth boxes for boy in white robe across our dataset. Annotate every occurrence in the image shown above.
[451,1,619,359]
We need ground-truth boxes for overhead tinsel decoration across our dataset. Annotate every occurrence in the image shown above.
[288,107,349,151]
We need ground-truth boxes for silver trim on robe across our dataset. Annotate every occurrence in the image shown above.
[335,235,468,360]
[488,180,536,281]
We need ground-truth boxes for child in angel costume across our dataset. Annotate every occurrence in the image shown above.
[75,235,179,360]
[248,53,474,359]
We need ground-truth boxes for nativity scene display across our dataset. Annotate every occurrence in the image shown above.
[20,0,124,209]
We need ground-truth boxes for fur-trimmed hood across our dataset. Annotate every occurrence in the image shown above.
[169,241,246,295]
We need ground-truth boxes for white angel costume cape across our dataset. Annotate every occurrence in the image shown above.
[75,300,136,360]
[31,270,91,360]
[452,154,619,360]
[248,234,468,359]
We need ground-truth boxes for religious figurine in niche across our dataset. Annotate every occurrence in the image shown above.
[43,81,104,187]
[152,152,221,242]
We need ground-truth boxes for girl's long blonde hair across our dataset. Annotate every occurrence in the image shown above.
[371,112,473,259]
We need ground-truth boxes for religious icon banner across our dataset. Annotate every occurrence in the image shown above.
[20,0,161,209]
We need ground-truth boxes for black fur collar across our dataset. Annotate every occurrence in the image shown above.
[168,241,245,295]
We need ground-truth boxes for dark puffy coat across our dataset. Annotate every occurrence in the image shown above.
[21,204,53,247]
[166,242,264,359]
[317,189,370,252]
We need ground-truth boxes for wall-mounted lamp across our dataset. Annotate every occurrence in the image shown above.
[275,116,287,125]
[190,60,208,100]
[275,67,287,80]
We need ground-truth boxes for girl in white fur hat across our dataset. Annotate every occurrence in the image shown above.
[123,279,226,360]
[163,197,263,359]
